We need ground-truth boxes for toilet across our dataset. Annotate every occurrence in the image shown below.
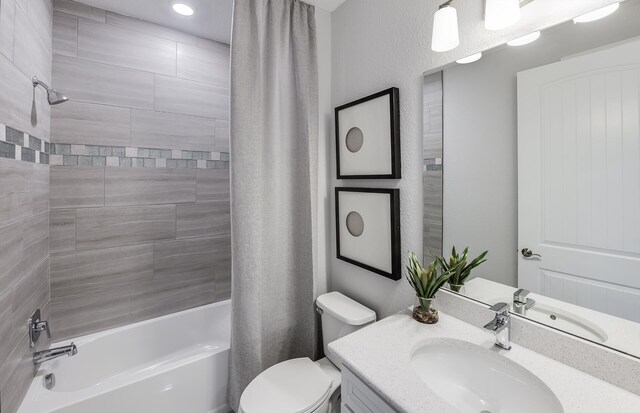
[238,291,376,413]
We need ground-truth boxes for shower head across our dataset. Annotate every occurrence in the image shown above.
[32,76,69,105]
[47,88,68,105]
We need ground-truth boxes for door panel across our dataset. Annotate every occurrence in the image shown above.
[518,38,640,322]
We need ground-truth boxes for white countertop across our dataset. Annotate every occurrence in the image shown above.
[329,309,640,413]
[463,277,640,357]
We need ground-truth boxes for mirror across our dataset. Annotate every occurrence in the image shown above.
[423,0,640,358]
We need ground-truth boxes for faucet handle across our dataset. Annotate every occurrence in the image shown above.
[513,289,530,303]
[28,309,51,348]
[35,320,51,339]
[489,302,510,315]
[486,302,512,350]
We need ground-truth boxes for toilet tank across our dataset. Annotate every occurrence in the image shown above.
[315,292,376,368]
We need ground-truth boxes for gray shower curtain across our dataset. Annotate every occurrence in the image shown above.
[227,0,319,410]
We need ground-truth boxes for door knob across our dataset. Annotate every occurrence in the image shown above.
[521,248,542,258]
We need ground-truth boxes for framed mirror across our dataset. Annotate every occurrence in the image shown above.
[423,0,640,358]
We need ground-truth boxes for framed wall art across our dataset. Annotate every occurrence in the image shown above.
[335,187,401,280]
[335,87,401,179]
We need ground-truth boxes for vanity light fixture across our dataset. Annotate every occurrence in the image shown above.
[507,31,540,46]
[573,3,619,23]
[484,0,521,31]
[431,0,460,52]
[172,2,194,16]
[456,52,482,64]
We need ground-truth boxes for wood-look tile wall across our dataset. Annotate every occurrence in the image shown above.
[423,72,444,263]
[0,1,53,412]
[49,1,231,341]
[50,0,230,152]
[0,161,50,413]
[49,169,231,340]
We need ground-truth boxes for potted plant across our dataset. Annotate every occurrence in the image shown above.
[437,246,488,293]
[406,252,452,324]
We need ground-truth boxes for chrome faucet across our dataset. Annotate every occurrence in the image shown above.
[28,308,79,365]
[484,302,511,350]
[513,289,536,316]
[33,343,78,365]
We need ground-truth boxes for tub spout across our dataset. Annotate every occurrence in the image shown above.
[33,343,78,365]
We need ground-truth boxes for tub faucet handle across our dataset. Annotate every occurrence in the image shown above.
[34,320,51,338]
[28,309,51,348]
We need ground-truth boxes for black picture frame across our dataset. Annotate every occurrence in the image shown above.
[335,187,401,281]
[335,87,401,179]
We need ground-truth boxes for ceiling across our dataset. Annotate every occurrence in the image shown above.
[76,0,234,43]
[305,0,347,12]
[75,0,346,44]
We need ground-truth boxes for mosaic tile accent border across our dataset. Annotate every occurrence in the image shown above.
[0,124,50,165]
[424,157,442,171]
[50,143,229,169]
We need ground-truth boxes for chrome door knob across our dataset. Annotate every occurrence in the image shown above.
[521,248,542,258]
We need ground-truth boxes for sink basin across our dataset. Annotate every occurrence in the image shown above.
[487,297,608,343]
[410,338,563,413]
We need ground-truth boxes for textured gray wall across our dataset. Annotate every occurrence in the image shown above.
[48,0,231,341]
[0,1,53,412]
[329,0,621,319]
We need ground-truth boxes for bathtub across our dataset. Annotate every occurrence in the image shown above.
[18,300,231,413]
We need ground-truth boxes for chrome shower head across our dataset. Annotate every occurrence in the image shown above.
[32,76,69,105]
[47,88,68,105]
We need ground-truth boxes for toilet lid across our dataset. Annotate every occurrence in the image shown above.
[239,358,333,413]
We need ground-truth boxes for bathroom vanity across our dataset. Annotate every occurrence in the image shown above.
[330,309,640,413]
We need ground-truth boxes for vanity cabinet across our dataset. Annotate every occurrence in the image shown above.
[341,366,397,413]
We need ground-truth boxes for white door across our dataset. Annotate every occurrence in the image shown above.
[518,38,640,323]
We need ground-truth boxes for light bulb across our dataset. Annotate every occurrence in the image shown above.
[485,0,521,31]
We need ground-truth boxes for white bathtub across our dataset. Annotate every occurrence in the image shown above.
[18,300,231,413]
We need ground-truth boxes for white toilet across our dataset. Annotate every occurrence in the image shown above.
[238,291,376,413]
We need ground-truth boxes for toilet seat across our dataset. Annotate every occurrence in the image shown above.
[239,358,334,413]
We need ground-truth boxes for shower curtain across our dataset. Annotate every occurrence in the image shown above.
[227,0,319,410]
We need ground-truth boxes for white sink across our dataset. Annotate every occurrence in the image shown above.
[487,297,608,343]
[410,338,563,413]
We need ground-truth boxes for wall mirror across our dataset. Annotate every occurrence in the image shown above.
[423,0,640,358]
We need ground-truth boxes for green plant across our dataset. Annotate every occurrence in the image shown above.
[437,246,488,290]
[406,251,451,303]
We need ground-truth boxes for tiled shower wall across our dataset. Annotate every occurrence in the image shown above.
[49,0,231,341]
[0,0,53,412]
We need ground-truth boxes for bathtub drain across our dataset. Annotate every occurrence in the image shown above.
[44,373,56,390]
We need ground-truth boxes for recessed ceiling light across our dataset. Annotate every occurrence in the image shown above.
[172,3,194,16]
[507,31,541,46]
[456,52,482,64]
[573,3,619,23]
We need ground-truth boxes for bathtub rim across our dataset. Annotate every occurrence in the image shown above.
[50,299,231,348]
